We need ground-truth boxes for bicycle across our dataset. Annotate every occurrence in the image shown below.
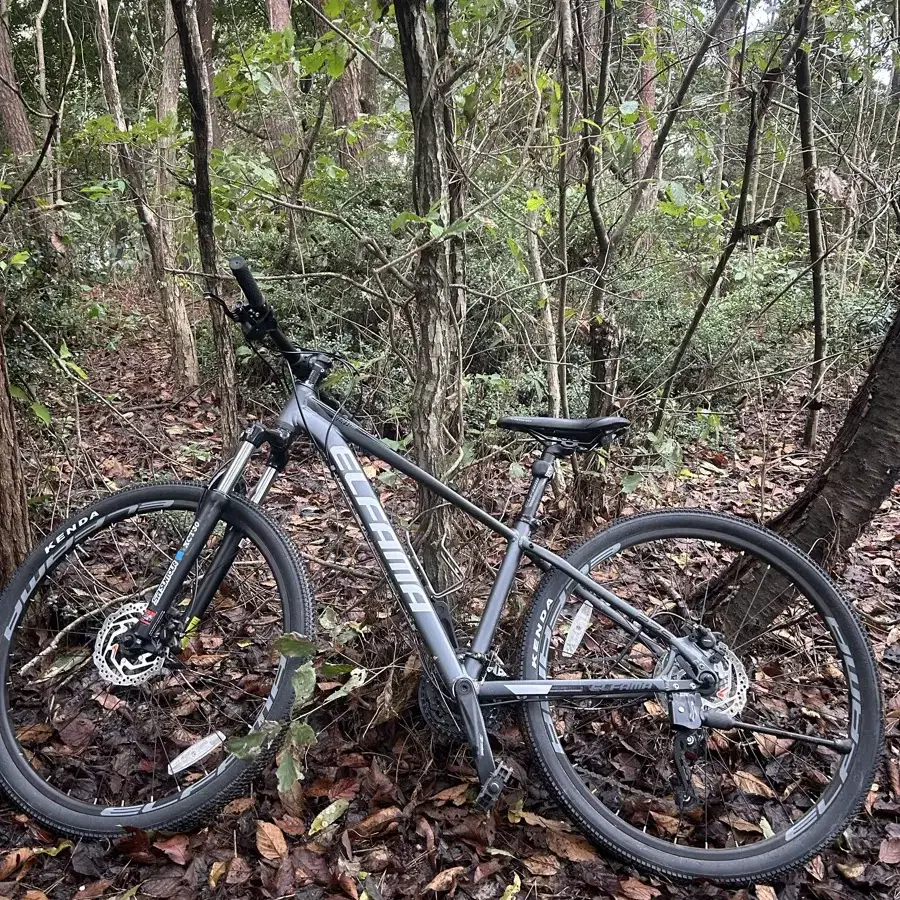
[0,257,881,884]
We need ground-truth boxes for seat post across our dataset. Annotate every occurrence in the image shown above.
[517,446,558,530]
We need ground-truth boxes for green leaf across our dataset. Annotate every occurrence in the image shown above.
[619,99,639,115]
[323,666,368,704]
[59,341,72,359]
[321,662,355,677]
[784,206,802,233]
[390,210,424,232]
[323,0,344,15]
[277,750,301,793]
[507,461,526,479]
[65,360,88,380]
[274,632,316,658]
[309,798,349,835]
[621,473,643,494]
[291,661,317,707]
[9,384,27,401]
[289,720,317,746]
[226,720,281,759]
[525,190,545,211]
[8,250,29,267]
[30,402,51,425]
[326,48,347,79]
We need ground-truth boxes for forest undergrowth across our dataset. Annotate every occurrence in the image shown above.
[2,289,899,900]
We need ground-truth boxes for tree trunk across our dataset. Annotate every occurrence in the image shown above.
[158,0,201,388]
[172,0,240,446]
[95,0,199,390]
[0,292,30,585]
[711,0,736,198]
[795,9,827,449]
[311,0,363,166]
[0,0,53,248]
[631,0,656,209]
[394,0,463,592]
[719,281,900,640]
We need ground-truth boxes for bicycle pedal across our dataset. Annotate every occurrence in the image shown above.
[474,761,513,812]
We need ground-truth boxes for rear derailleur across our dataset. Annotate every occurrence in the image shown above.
[669,692,704,812]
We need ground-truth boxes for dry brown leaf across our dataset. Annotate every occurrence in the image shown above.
[23,891,49,900]
[805,855,825,881]
[0,848,34,880]
[616,876,661,900]
[720,815,762,834]
[755,886,777,900]
[546,830,599,862]
[880,838,900,864]
[753,733,794,757]
[226,856,252,885]
[209,860,230,888]
[430,783,471,806]
[15,723,53,744]
[424,866,467,892]
[521,854,559,876]
[153,834,191,866]
[649,811,680,836]
[222,797,255,815]
[733,770,776,798]
[75,880,112,899]
[256,821,288,860]
[352,805,403,837]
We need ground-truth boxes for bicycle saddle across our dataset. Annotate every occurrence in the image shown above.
[497,415,630,448]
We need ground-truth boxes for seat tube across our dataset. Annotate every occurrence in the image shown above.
[464,450,557,678]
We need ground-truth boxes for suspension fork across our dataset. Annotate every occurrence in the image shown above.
[123,426,287,652]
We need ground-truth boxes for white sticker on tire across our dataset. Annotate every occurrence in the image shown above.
[167,731,226,775]
[562,602,593,657]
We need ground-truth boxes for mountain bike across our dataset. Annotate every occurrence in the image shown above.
[0,258,881,884]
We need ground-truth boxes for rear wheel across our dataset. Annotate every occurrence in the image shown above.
[519,509,881,884]
[0,481,314,837]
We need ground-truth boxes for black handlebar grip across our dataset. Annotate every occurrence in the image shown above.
[229,256,267,310]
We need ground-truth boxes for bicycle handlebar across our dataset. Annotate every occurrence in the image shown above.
[229,256,267,310]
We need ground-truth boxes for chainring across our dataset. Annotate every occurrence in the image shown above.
[418,675,503,743]
[93,601,166,687]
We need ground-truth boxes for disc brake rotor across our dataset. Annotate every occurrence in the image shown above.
[657,641,749,717]
[93,601,166,686]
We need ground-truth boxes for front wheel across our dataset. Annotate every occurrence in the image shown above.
[519,509,881,884]
[0,481,314,837]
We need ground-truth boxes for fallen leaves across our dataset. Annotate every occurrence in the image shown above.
[880,837,900,864]
[521,854,559,876]
[309,798,350,835]
[0,847,34,880]
[352,805,403,837]
[256,821,288,860]
[546,830,599,862]
[424,865,467,892]
[152,835,191,866]
[733,770,777,798]
[616,877,661,900]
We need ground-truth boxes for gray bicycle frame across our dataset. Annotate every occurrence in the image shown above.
[212,382,712,700]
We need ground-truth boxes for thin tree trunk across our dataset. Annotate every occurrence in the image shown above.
[157,0,200,387]
[394,0,462,592]
[0,0,53,248]
[525,191,562,418]
[651,18,809,434]
[795,7,827,449]
[556,18,571,419]
[311,0,363,166]
[0,292,30,585]
[632,0,656,209]
[712,0,736,198]
[172,0,240,446]
[95,0,199,390]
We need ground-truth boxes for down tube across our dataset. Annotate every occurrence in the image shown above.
[306,412,466,688]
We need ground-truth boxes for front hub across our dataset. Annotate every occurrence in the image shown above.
[93,601,166,687]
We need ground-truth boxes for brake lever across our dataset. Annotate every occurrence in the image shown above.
[203,292,239,322]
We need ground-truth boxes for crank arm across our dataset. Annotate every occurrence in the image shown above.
[702,710,852,754]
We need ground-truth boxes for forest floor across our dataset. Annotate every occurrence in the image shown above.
[2,288,899,900]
